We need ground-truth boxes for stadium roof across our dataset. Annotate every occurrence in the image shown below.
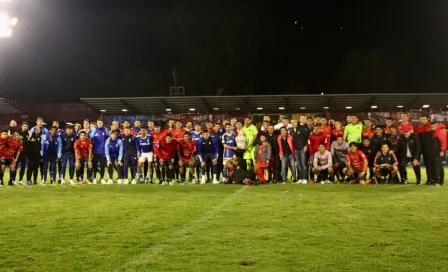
[81,93,448,114]
[0,98,27,114]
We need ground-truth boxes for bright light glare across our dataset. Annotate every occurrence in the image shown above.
[189,108,195,111]
[422,105,430,108]
[0,14,17,38]
[278,107,285,110]
[121,109,128,112]
[346,106,352,109]
[371,105,378,109]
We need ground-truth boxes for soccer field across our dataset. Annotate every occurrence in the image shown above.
[1,168,448,272]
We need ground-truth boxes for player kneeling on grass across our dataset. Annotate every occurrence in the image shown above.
[312,143,334,184]
[105,130,124,184]
[345,142,370,185]
[178,132,196,184]
[74,131,93,184]
[136,126,154,183]
[373,143,398,184]
[0,130,23,186]
[223,157,258,186]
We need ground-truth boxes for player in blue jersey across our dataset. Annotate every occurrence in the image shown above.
[90,119,109,184]
[137,126,154,183]
[198,130,220,184]
[222,124,237,180]
[190,123,203,182]
[105,130,124,184]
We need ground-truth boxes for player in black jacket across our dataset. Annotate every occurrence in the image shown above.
[374,143,399,184]
[397,130,421,184]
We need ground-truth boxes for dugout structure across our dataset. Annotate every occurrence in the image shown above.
[81,93,448,115]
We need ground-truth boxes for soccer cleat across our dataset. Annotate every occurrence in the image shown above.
[107,179,114,184]
[169,181,174,185]
[50,180,55,185]
[26,181,32,186]
[78,181,83,185]
[181,180,186,185]
[139,178,144,183]
[69,179,74,185]
[123,179,129,185]
[302,180,308,184]
[61,180,66,185]
[298,179,303,184]
[131,179,137,185]
[86,180,92,185]
[280,180,286,184]
[162,181,168,185]
[18,181,23,186]
[117,179,122,184]
[101,179,107,184]
[33,181,38,185]
[200,176,206,185]
[0,181,3,186]
[8,181,15,186]
[320,180,325,184]
[92,179,97,185]
[416,180,421,185]
[212,179,220,184]
[309,180,314,184]
[402,179,408,185]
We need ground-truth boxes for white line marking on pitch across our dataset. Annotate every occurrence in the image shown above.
[118,186,248,271]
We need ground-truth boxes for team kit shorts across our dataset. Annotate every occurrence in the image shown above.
[139,152,154,163]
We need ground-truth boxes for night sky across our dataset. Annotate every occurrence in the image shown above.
[0,0,447,102]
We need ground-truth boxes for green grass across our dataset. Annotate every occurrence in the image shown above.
[1,168,448,272]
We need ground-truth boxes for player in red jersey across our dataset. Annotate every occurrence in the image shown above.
[0,130,23,186]
[151,124,166,182]
[74,131,93,184]
[397,113,414,135]
[178,132,196,184]
[362,119,375,139]
[384,117,394,135]
[345,142,369,185]
[331,121,344,142]
[319,117,332,150]
[171,121,187,181]
[155,133,178,185]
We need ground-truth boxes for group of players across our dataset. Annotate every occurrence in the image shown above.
[0,112,446,186]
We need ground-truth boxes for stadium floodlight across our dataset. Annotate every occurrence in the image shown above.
[257,107,263,110]
[121,109,128,112]
[397,105,403,108]
[346,106,352,109]
[278,107,285,110]
[371,105,378,109]
[166,108,171,112]
[213,108,219,110]
[100,109,106,112]
[422,105,430,108]
[323,106,329,109]
[189,108,195,111]
[10,17,17,25]
[300,107,306,110]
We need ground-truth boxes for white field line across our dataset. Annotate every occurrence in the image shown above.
[119,185,248,271]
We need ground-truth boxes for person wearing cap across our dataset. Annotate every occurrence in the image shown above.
[397,128,421,184]
[428,121,447,186]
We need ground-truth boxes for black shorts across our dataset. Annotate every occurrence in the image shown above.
[162,159,174,168]
[353,168,366,181]
[1,158,14,166]
[336,161,347,169]
[379,167,392,177]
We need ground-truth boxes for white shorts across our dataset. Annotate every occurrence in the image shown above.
[139,152,154,163]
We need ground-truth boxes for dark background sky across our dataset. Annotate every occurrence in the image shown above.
[0,0,447,102]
